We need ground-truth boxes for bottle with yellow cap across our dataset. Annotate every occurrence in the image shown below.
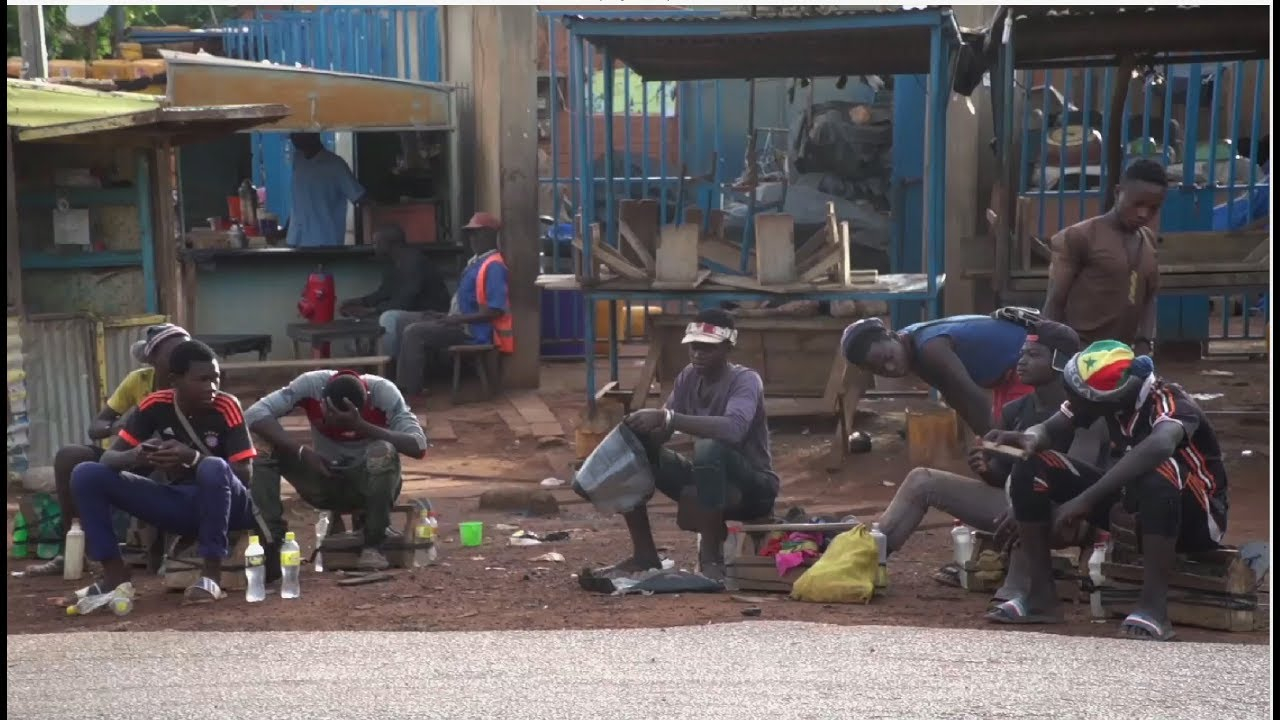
[280,531,302,599]
[245,535,266,602]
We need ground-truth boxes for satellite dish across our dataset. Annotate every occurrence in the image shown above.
[66,5,111,28]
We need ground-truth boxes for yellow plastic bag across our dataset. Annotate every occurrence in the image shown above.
[790,525,877,604]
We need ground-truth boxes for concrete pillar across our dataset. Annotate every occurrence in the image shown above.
[442,6,476,224]
[471,6,540,389]
[7,130,22,313]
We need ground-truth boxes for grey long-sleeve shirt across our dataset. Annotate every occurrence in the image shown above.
[665,363,776,485]
[244,370,428,461]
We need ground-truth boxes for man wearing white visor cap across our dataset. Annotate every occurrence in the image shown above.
[604,309,778,581]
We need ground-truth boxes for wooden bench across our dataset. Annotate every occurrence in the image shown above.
[447,344,499,404]
[222,355,392,376]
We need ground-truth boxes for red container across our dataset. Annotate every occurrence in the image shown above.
[297,267,336,359]
[227,195,243,223]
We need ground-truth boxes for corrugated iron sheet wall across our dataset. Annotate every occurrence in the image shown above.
[103,323,153,404]
[22,316,98,468]
[7,316,31,477]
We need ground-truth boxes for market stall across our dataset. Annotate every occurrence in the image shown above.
[161,52,467,360]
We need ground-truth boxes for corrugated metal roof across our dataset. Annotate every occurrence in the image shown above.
[998,5,1270,68]
[563,9,960,81]
[6,80,163,129]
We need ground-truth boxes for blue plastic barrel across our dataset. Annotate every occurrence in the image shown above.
[541,289,586,358]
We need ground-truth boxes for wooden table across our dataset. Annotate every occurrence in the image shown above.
[285,320,385,358]
[596,315,884,469]
[196,333,273,361]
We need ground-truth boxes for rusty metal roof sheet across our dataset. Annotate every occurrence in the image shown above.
[997,5,1270,68]
[562,9,962,81]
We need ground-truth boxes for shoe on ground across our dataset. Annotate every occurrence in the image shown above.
[357,547,390,571]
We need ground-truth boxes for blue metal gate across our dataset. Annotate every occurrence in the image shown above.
[220,7,442,223]
[1012,61,1270,350]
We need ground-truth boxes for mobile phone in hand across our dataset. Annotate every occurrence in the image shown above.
[141,440,163,453]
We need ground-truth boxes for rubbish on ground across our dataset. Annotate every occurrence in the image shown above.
[847,431,873,454]
[66,582,135,617]
[1242,450,1255,458]
[661,558,675,570]
[731,594,779,603]
[354,603,375,610]
[578,566,725,595]
[1200,369,1235,377]
[337,572,394,587]
[741,607,762,617]
[509,530,542,546]
[540,477,564,488]
[881,480,895,487]
[1190,393,1224,402]
[495,523,519,532]
[534,552,565,563]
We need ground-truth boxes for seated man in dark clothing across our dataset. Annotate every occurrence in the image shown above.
[877,320,1089,603]
[68,340,261,606]
[602,309,778,581]
[338,224,451,362]
[986,341,1229,641]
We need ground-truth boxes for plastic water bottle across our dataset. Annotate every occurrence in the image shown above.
[1088,531,1111,620]
[66,582,135,616]
[870,522,889,589]
[413,510,438,567]
[63,520,85,581]
[951,520,973,567]
[244,535,266,602]
[314,512,330,573]
[280,531,302,599]
[722,524,741,565]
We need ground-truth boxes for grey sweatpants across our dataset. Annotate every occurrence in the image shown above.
[394,320,469,396]
[878,468,1032,601]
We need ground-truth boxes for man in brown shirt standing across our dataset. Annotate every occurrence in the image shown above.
[1043,159,1167,356]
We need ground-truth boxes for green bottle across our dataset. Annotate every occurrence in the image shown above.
[12,512,28,559]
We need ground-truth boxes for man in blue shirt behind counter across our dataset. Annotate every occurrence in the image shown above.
[393,212,513,397]
[282,133,366,248]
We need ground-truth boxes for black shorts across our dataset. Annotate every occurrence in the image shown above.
[650,442,778,521]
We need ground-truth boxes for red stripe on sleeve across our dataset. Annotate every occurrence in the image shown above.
[227,447,257,463]
[118,429,141,447]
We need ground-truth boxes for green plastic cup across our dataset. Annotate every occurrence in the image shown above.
[459,521,484,547]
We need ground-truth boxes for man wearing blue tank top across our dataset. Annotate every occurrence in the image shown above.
[841,313,1030,435]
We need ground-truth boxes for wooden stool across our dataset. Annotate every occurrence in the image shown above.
[447,344,498,404]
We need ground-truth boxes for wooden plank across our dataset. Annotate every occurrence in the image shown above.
[705,272,776,293]
[683,206,703,231]
[426,419,457,442]
[655,223,700,283]
[798,245,843,283]
[628,335,664,411]
[1102,554,1256,596]
[530,421,565,438]
[497,407,532,438]
[617,199,658,271]
[222,355,389,372]
[507,390,559,425]
[794,225,832,268]
[699,236,751,273]
[571,225,648,281]
[837,220,852,286]
[754,213,797,285]
[650,268,711,291]
[706,208,727,241]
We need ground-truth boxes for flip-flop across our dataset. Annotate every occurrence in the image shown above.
[985,597,1064,625]
[1119,612,1178,642]
[182,576,226,605]
[931,563,962,588]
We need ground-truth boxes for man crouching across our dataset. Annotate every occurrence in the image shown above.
[601,310,778,580]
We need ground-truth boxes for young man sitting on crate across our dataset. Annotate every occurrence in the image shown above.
[68,340,262,605]
[985,341,1229,641]
[27,323,190,577]
[876,320,1093,604]
[601,309,779,582]
[245,369,428,573]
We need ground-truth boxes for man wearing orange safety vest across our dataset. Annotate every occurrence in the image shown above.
[394,211,513,397]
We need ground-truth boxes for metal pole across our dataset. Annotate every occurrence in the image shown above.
[18,5,48,80]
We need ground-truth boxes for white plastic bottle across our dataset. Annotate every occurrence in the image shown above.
[951,520,973,567]
[722,524,741,565]
[314,513,331,573]
[244,535,266,603]
[1088,531,1111,620]
[413,510,439,567]
[280,531,302,599]
[63,519,85,581]
[870,522,889,589]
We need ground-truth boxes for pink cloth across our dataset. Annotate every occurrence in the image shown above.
[770,532,823,576]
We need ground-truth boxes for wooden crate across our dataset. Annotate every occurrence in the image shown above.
[317,505,431,571]
[1100,548,1264,632]
[725,522,858,593]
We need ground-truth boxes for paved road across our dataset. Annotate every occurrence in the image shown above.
[7,622,1270,719]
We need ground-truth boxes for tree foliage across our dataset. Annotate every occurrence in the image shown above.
[7,5,239,61]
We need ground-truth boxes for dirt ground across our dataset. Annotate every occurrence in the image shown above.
[6,351,1271,644]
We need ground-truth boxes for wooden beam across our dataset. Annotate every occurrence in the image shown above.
[617,199,657,271]
[153,142,181,320]
[655,223,700,283]
[617,219,655,273]
[1103,55,1136,212]
[754,213,796,285]
[572,225,648,281]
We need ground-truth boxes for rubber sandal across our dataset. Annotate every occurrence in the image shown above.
[25,556,65,577]
[985,597,1064,625]
[931,563,962,588]
[182,576,226,605]
[1119,612,1178,642]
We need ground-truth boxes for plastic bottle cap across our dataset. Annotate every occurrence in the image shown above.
[249,535,259,545]
[285,531,296,542]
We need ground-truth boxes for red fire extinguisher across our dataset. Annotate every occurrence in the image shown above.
[297,265,336,359]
